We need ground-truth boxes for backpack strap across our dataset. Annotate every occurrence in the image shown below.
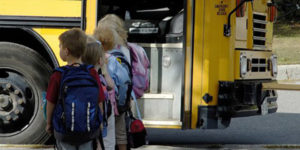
[52,66,68,130]
[109,51,132,78]
[54,64,94,73]
[54,66,66,73]
[84,64,94,70]
[53,66,67,103]
[131,91,142,120]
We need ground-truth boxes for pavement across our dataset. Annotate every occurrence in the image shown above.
[3,144,300,150]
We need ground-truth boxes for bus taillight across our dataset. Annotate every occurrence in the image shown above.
[236,0,246,17]
[268,3,277,22]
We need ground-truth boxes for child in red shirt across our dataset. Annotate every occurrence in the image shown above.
[46,28,105,150]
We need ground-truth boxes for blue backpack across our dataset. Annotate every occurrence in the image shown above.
[52,64,102,144]
[107,50,132,114]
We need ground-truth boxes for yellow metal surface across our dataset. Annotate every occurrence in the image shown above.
[85,0,97,35]
[247,2,254,49]
[0,144,53,148]
[191,0,235,129]
[253,0,268,13]
[144,125,182,129]
[266,21,273,50]
[191,0,204,129]
[183,0,193,129]
[0,0,81,17]
[262,81,300,91]
[234,50,241,79]
[33,28,68,66]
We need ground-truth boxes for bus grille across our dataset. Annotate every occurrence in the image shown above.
[250,58,267,72]
[253,13,267,50]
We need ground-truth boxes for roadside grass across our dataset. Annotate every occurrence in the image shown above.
[273,23,300,65]
[273,23,300,37]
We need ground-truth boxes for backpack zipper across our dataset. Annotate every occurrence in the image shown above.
[87,102,91,132]
[71,102,75,131]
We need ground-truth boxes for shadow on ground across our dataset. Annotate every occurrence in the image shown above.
[147,113,300,145]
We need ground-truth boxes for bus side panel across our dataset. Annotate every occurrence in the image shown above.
[191,0,235,129]
[0,0,81,17]
[183,0,195,129]
[33,28,68,66]
[191,0,205,129]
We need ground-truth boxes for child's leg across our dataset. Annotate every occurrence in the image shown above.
[103,103,116,150]
[96,138,103,150]
[56,140,77,150]
[78,140,94,150]
[115,113,127,150]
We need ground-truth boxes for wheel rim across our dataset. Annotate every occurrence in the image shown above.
[0,68,38,136]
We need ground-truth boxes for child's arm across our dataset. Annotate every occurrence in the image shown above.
[104,73,115,91]
[46,101,55,134]
[45,72,61,134]
[89,68,106,112]
[98,102,103,115]
[102,64,115,90]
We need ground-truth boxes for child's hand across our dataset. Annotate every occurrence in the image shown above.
[46,123,53,134]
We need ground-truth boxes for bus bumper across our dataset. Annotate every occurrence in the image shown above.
[197,80,278,129]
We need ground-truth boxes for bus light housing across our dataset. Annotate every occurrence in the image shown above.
[240,53,248,78]
[270,54,278,77]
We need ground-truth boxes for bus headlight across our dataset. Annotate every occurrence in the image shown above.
[270,54,278,77]
[240,53,248,78]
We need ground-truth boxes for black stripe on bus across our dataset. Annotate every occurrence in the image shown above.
[81,0,87,30]
[0,16,81,28]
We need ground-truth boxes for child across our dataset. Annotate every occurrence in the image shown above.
[46,28,105,150]
[94,25,131,150]
[94,18,131,63]
[97,14,150,99]
[96,14,150,149]
[82,36,117,150]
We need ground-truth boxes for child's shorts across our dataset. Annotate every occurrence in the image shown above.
[56,140,93,150]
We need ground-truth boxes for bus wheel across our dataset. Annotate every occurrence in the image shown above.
[0,42,52,144]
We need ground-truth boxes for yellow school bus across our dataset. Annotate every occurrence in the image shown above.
[0,0,279,144]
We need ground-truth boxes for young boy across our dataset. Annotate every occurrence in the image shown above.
[46,28,105,150]
[82,36,117,150]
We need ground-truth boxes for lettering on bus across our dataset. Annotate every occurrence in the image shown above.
[215,1,228,15]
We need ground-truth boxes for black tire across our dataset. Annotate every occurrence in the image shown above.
[0,42,52,144]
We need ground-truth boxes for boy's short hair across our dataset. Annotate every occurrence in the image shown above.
[59,28,87,58]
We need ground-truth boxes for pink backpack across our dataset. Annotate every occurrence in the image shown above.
[127,42,150,99]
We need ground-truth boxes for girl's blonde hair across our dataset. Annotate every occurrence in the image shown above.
[82,36,104,66]
[94,14,128,48]
[93,25,116,51]
[99,14,127,42]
